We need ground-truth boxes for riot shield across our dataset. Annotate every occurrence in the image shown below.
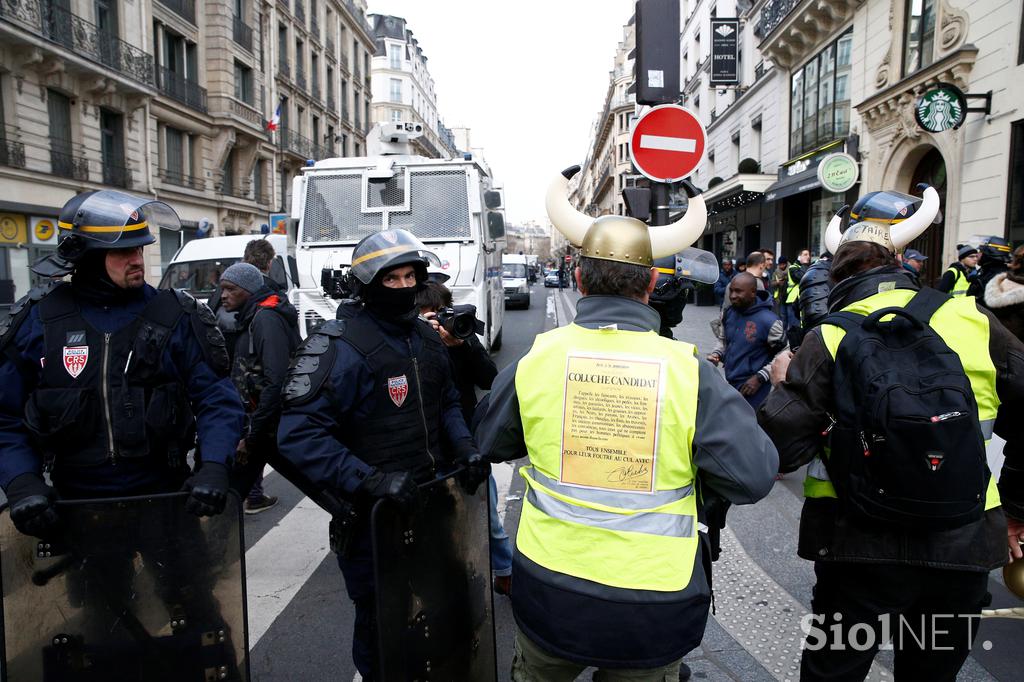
[0,492,249,682]
[372,472,496,681]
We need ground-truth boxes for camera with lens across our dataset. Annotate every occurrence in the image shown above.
[321,268,353,300]
[435,305,485,340]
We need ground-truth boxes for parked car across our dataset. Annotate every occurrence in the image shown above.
[544,270,562,288]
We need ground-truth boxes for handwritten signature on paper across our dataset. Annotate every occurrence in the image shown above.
[607,462,650,483]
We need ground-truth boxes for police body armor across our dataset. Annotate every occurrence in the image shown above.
[21,284,211,471]
[0,492,249,681]
[286,314,449,479]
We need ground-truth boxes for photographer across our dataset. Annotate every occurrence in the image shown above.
[417,281,511,594]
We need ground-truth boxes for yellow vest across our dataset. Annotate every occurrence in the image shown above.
[945,266,970,296]
[785,282,801,304]
[804,289,1000,510]
[514,322,700,592]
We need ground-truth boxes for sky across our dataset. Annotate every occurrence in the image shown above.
[366,0,636,225]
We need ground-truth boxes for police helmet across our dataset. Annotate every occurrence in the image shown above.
[348,229,441,288]
[57,190,180,262]
[978,235,1012,262]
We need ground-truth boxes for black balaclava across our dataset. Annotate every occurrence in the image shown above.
[360,261,427,324]
[71,249,145,305]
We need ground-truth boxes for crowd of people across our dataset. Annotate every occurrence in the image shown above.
[0,183,1021,682]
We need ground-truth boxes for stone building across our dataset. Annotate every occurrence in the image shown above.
[0,0,373,301]
[367,14,457,158]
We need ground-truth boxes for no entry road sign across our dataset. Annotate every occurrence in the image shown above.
[629,104,707,183]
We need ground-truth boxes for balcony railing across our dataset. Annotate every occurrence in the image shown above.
[156,65,208,113]
[754,61,765,82]
[217,182,254,200]
[757,0,800,39]
[159,167,206,191]
[0,139,26,170]
[294,0,305,22]
[156,0,196,24]
[233,16,253,52]
[231,99,263,128]
[280,127,316,159]
[0,0,155,88]
[51,148,90,181]
[102,161,132,189]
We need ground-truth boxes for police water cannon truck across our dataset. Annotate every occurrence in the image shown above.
[288,122,507,350]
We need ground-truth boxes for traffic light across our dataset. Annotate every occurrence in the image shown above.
[634,0,680,105]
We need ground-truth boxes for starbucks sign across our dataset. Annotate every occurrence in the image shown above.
[915,83,967,132]
[816,153,859,193]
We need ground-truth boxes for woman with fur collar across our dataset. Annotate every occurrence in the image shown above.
[985,245,1024,341]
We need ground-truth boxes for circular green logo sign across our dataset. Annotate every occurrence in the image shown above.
[816,153,859,193]
[915,84,967,133]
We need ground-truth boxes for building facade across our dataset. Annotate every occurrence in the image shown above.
[367,14,456,158]
[0,0,373,302]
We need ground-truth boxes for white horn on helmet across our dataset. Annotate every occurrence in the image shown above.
[891,185,940,250]
[544,166,591,247]
[649,193,708,259]
[823,205,849,255]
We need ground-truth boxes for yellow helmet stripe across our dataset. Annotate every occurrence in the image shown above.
[58,221,149,233]
[351,244,417,267]
[655,267,675,275]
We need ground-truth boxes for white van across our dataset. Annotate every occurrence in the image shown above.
[502,254,531,309]
[158,234,298,306]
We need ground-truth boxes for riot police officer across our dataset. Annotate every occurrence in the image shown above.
[0,190,245,535]
[277,229,486,680]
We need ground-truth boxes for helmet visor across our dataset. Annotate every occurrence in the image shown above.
[851,191,922,224]
[674,247,720,284]
[350,230,442,284]
[60,191,179,245]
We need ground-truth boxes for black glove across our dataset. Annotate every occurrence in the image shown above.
[703,490,732,530]
[358,470,419,511]
[183,462,230,517]
[7,473,61,538]
[457,453,490,495]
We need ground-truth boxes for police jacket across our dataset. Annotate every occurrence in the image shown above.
[757,268,1024,571]
[937,261,979,297]
[229,287,301,447]
[476,295,778,669]
[0,279,245,498]
[277,307,476,497]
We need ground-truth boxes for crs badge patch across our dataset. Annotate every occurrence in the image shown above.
[62,345,89,379]
[387,375,409,408]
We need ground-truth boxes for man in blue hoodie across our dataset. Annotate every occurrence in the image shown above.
[708,273,786,408]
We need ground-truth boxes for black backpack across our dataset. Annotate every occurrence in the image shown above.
[823,287,988,529]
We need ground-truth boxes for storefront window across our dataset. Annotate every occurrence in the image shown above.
[810,192,845,256]
[789,28,853,157]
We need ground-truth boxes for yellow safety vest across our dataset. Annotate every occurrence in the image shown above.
[785,282,801,305]
[945,266,970,296]
[514,322,700,592]
[804,289,1001,510]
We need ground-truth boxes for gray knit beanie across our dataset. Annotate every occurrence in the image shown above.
[221,262,264,294]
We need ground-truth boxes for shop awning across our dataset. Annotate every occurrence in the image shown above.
[762,167,821,202]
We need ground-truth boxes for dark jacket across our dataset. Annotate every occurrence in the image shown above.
[0,281,244,497]
[985,271,1024,342]
[277,308,475,495]
[476,294,778,669]
[230,287,302,446]
[446,333,497,423]
[718,290,783,386]
[757,270,1024,571]
[713,268,735,304]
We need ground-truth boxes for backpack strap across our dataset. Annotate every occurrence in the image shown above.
[821,310,867,335]
[902,287,951,326]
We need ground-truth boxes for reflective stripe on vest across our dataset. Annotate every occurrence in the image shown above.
[946,267,970,296]
[514,322,700,592]
[811,289,1001,510]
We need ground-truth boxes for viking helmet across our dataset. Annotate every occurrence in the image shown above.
[823,185,940,256]
[545,166,708,268]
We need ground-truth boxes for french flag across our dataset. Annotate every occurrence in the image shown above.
[266,100,282,131]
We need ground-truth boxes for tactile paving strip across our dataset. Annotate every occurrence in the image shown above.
[713,526,891,681]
